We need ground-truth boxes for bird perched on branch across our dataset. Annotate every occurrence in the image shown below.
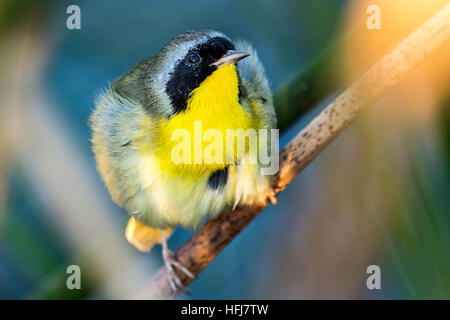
[90,30,277,292]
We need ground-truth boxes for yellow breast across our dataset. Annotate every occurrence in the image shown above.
[154,64,252,177]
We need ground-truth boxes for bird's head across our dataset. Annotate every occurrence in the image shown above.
[149,30,250,117]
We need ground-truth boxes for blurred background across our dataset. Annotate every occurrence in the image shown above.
[0,0,449,299]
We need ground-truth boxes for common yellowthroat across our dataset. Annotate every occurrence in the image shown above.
[90,30,277,291]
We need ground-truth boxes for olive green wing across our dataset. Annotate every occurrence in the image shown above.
[235,40,277,130]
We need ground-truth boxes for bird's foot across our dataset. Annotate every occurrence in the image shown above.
[266,188,278,205]
[162,247,195,293]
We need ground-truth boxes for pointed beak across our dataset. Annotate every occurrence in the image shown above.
[210,50,250,68]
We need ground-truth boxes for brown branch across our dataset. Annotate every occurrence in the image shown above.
[136,4,450,300]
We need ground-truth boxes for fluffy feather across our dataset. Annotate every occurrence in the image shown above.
[89,31,276,250]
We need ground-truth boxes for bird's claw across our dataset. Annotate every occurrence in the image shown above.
[267,189,277,205]
[162,249,195,293]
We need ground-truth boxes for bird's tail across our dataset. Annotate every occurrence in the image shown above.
[125,217,173,252]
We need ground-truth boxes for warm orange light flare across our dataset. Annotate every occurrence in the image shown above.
[340,0,450,123]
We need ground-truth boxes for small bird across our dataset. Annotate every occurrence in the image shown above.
[90,30,277,291]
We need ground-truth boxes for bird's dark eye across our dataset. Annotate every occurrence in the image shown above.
[187,52,201,64]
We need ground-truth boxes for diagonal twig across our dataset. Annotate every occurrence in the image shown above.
[136,3,450,300]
